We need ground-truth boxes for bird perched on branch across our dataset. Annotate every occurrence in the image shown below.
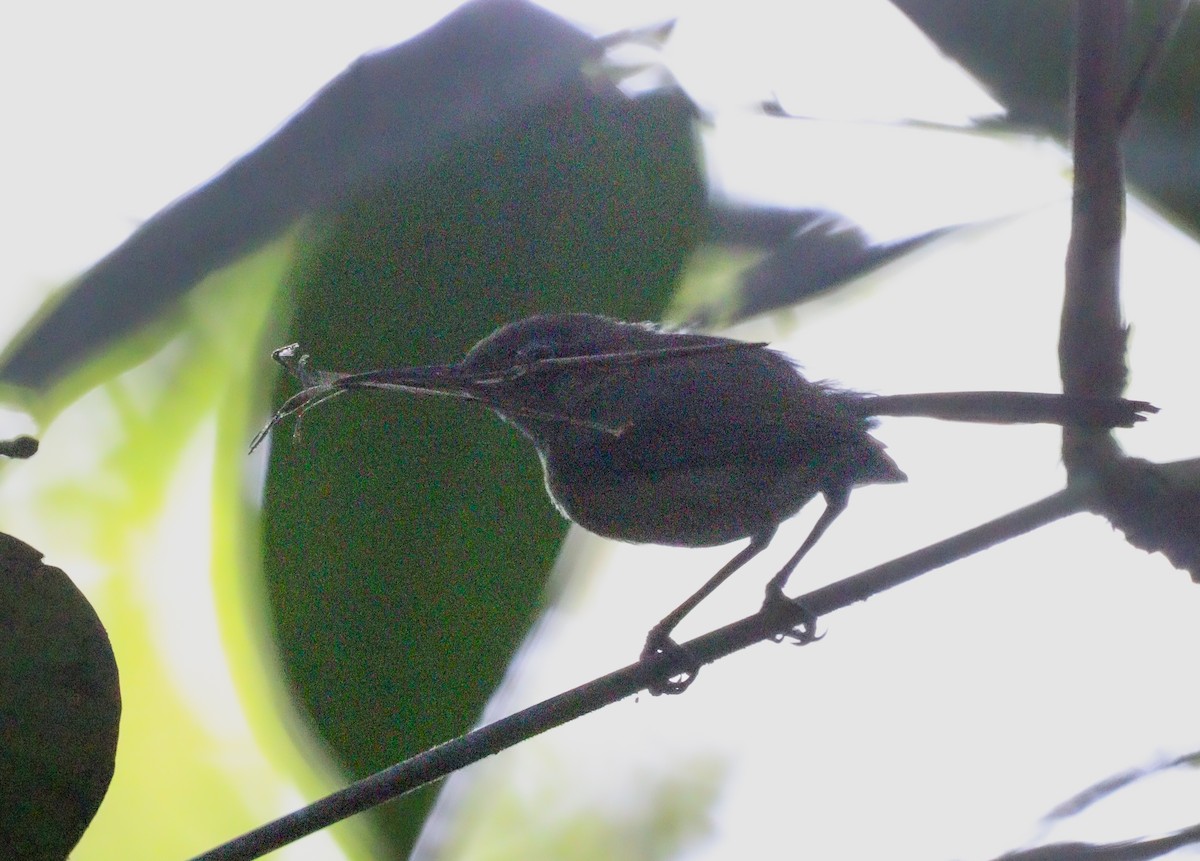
[253,313,1156,692]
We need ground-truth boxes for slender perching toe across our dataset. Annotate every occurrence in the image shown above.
[761,586,823,646]
[641,629,702,695]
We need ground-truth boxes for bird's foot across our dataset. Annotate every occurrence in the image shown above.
[761,586,822,646]
[640,627,701,695]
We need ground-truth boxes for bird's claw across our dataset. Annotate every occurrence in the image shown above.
[641,628,701,695]
[762,586,823,646]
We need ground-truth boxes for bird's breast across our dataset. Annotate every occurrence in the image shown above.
[537,450,826,548]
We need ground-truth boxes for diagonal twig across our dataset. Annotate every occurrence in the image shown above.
[188,485,1090,861]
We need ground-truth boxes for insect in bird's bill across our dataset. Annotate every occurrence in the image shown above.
[253,313,1157,693]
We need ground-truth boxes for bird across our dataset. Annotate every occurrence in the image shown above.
[253,312,1156,692]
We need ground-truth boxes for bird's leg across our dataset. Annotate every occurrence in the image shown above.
[641,529,775,695]
[762,489,849,643]
[645,529,776,647]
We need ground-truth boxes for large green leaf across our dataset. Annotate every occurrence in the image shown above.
[263,78,704,852]
[1,4,704,853]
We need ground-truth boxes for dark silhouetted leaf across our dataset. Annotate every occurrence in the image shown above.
[703,205,954,323]
[258,8,704,855]
[0,533,120,860]
[0,0,599,392]
[893,1,1200,224]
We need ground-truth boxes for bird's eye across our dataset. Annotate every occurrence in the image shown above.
[516,342,556,364]
[495,340,559,382]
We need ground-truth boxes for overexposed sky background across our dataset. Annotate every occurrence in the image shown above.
[0,0,998,338]
[3,2,450,321]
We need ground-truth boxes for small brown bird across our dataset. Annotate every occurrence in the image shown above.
[255,313,1156,691]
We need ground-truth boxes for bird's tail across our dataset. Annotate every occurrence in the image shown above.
[853,392,1157,428]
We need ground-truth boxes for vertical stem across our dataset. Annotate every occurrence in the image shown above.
[1060,2,1128,471]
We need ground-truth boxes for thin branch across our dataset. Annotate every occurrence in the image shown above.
[1042,750,1200,825]
[188,485,1089,861]
[1057,5,1196,571]
[994,822,1200,861]
[1060,2,1129,472]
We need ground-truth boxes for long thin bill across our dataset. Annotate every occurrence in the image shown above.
[330,364,482,399]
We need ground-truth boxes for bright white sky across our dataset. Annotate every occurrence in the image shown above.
[0,0,996,342]
[2,1,449,332]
